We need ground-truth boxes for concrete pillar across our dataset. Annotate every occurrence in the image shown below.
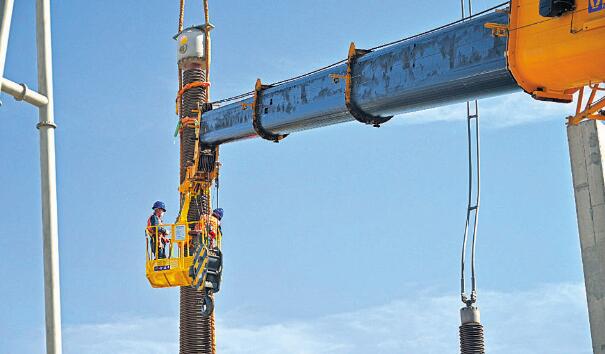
[568,119,605,354]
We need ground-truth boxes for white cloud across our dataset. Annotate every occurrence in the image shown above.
[64,317,178,354]
[62,283,592,354]
[395,92,575,129]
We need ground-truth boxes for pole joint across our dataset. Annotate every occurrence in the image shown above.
[36,121,57,129]
[14,82,28,101]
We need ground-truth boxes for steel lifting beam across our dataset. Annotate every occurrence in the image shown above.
[199,11,518,145]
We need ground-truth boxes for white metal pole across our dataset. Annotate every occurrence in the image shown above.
[36,0,62,353]
[1,77,49,106]
[0,0,15,92]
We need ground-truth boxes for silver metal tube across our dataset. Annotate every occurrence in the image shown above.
[0,0,14,93]
[36,0,62,353]
[1,77,49,106]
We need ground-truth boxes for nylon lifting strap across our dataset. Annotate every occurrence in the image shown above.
[332,42,393,128]
[175,81,211,115]
[243,79,288,143]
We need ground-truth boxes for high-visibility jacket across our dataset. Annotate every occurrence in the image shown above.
[147,214,167,240]
[200,214,221,241]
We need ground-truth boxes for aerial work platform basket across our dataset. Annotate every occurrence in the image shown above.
[145,220,220,288]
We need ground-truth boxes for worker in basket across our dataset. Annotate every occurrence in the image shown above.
[190,207,223,255]
[208,208,223,249]
[147,201,170,259]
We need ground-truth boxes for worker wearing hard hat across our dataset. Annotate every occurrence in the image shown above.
[208,208,223,249]
[187,208,224,255]
[147,201,170,259]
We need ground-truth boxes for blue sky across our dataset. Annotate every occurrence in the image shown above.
[0,1,594,353]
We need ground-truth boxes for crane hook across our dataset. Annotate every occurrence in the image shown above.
[200,291,214,317]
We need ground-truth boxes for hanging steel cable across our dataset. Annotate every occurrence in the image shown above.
[458,0,485,353]
[178,0,185,94]
[460,101,480,308]
[458,75,486,354]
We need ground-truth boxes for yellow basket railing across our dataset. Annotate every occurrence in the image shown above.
[145,218,221,288]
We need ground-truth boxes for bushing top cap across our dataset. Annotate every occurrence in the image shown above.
[175,24,214,63]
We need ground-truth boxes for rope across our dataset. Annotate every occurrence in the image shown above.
[176,81,210,116]
[178,0,185,112]
[179,0,185,32]
[215,177,219,210]
[178,81,211,98]
[203,0,211,101]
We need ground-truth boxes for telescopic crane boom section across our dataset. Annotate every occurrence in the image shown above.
[198,0,605,145]
[201,9,516,145]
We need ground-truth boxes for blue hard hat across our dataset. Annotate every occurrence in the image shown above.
[212,208,223,220]
[152,201,166,212]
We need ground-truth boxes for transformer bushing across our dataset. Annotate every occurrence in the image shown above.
[459,306,485,354]
[176,24,217,354]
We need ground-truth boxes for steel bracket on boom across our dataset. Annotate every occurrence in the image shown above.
[242,79,288,143]
[484,22,508,37]
[567,83,605,126]
[330,42,393,128]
